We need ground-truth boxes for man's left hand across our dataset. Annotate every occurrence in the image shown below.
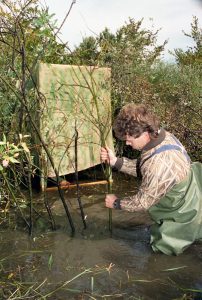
[105,194,117,208]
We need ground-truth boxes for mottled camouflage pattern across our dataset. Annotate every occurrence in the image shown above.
[37,63,114,189]
[119,131,191,211]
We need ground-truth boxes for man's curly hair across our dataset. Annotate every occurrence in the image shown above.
[113,104,160,140]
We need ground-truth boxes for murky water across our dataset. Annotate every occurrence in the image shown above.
[0,173,202,299]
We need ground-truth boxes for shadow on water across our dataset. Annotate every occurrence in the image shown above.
[0,173,202,299]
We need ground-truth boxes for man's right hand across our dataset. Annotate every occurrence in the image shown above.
[100,147,117,166]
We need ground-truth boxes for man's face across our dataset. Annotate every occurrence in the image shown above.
[125,132,151,150]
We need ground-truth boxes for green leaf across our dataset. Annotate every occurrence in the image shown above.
[9,157,20,164]
[3,134,6,143]
[21,142,30,153]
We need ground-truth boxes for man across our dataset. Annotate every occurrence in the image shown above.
[101,103,202,255]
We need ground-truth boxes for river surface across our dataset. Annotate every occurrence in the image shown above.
[0,173,202,299]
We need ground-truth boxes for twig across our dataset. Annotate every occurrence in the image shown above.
[74,122,87,229]
[54,0,76,36]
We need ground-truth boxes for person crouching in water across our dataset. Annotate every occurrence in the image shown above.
[100,103,202,255]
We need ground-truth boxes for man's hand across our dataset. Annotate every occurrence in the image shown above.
[100,147,117,166]
[105,194,118,208]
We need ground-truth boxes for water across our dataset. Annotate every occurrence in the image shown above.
[0,173,202,299]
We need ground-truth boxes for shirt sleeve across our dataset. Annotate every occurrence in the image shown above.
[114,157,137,177]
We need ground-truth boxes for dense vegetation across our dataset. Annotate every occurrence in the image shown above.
[71,17,202,161]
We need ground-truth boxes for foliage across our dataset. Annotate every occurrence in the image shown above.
[147,17,202,161]
[0,134,22,171]
[0,133,32,222]
[172,16,202,66]
[72,36,99,65]
[72,19,167,112]
[0,0,71,134]
[148,61,202,161]
[71,18,201,161]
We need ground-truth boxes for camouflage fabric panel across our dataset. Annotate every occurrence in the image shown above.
[37,63,114,181]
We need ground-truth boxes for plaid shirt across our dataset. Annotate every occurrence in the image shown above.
[114,129,191,212]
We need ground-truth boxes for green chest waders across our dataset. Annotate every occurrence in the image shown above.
[143,140,202,255]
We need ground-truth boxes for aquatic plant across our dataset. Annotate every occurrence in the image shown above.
[0,134,31,226]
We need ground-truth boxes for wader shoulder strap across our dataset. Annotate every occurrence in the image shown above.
[137,143,191,178]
